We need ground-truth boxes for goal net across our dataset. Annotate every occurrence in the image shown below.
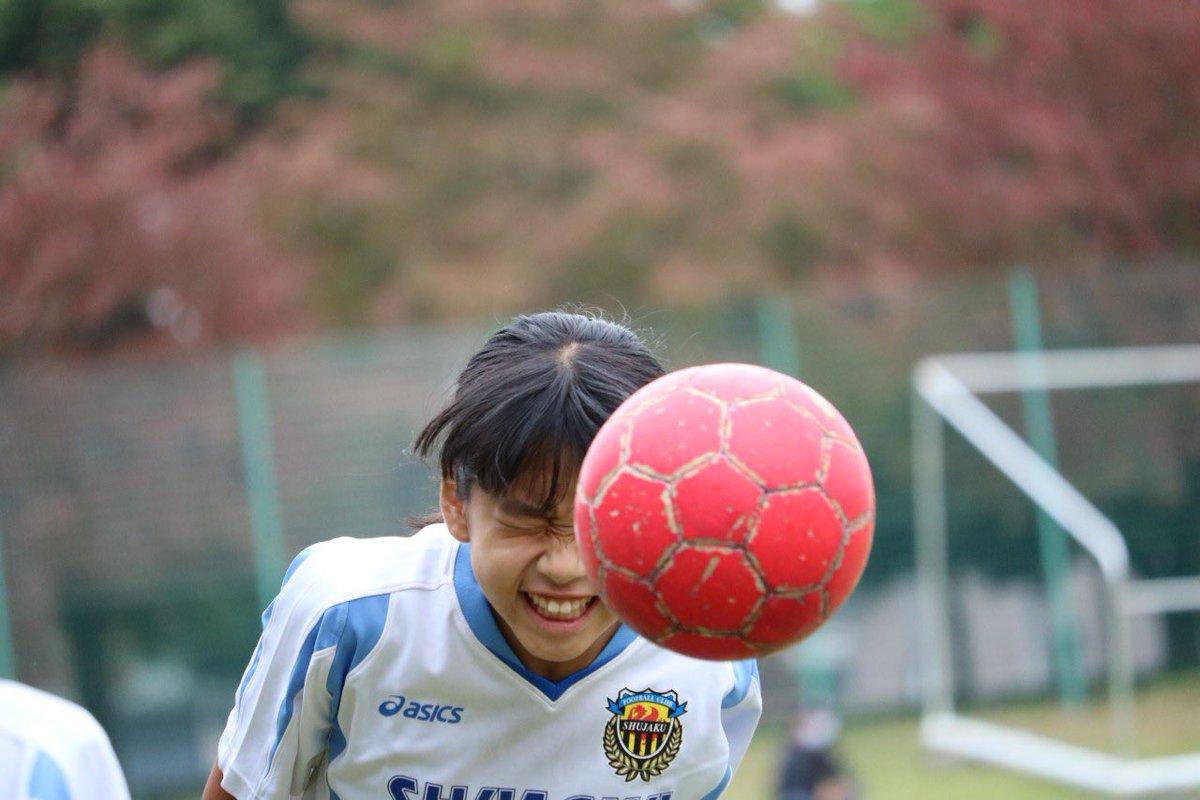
[912,344,1200,796]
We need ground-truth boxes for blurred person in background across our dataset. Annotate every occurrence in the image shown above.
[203,310,762,799]
[779,620,857,800]
[778,709,857,800]
[0,679,132,800]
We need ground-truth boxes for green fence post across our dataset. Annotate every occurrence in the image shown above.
[0,521,14,679]
[233,349,288,614]
[754,295,801,376]
[1008,267,1087,707]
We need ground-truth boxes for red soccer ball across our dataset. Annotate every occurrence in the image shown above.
[575,363,874,660]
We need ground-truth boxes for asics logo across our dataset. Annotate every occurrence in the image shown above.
[379,694,464,724]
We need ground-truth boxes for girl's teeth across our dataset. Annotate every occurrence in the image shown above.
[530,594,588,619]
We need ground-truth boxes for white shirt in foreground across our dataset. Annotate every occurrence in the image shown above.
[0,679,131,800]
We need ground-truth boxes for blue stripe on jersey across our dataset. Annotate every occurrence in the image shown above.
[326,594,391,765]
[702,661,755,799]
[453,543,637,701]
[29,750,71,800]
[269,600,350,765]
[282,544,318,587]
[722,659,759,708]
[238,545,320,705]
[700,764,733,799]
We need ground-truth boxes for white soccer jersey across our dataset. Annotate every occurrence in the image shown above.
[218,525,762,800]
[0,679,131,800]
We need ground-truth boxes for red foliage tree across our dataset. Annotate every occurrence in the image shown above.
[823,0,1200,271]
[0,48,310,358]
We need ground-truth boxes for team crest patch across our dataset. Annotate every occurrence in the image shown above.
[603,688,687,782]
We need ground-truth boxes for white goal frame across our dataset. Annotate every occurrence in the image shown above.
[912,344,1200,796]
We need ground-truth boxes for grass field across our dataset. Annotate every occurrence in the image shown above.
[725,672,1200,799]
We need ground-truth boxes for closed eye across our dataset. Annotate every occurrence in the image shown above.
[498,516,574,536]
[498,516,542,531]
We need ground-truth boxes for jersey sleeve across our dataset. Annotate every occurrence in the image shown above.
[58,714,133,800]
[721,659,763,776]
[217,542,350,799]
[1,687,132,800]
[27,750,70,800]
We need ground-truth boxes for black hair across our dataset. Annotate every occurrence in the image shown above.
[413,310,665,513]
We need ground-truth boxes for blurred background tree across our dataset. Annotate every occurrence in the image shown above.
[2,0,1199,351]
[0,0,310,118]
[0,48,311,357]
[828,0,1200,268]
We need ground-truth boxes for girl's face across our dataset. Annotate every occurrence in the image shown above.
[441,472,620,682]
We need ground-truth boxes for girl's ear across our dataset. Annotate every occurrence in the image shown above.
[440,477,470,543]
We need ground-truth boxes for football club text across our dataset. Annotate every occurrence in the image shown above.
[386,775,672,800]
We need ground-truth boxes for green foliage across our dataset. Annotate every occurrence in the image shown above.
[768,16,858,115]
[758,211,824,279]
[963,13,1004,63]
[556,211,665,301]
[660,140,740,207]
[308,200,402,326]
[412,28,512,111]
[681,0,770,55]
[533,88,618,125]
[770,70,857,113]
[0,0,91,71]
[841,0,929,46]
[708,0,770,28]
[340,41,415,80]
[0,0,309,118]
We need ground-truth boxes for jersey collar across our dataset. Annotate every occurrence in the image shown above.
[453,543,637,701]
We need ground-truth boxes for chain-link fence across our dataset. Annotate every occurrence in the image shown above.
[1,262,1198,796]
